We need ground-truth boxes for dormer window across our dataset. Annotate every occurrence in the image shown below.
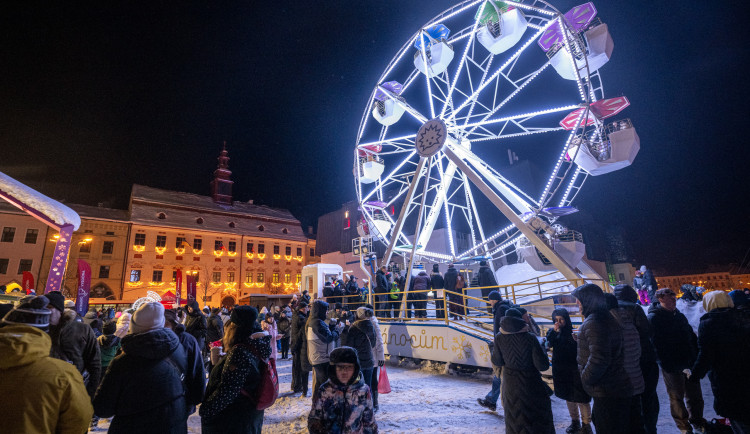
[157,213,166,220]
[229,222,236,228]
[258,225,265,232]
[196,218,204,224]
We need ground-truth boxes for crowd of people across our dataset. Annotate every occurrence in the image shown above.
[0,291,383,433]
[476,284,750,434]
[2,275,749,434]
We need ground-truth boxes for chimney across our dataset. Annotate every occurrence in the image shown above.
[308,226,313,235]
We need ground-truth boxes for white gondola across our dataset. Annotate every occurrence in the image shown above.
[569,119,639,175]
[476,8,528,55]
[517,231,586,272]
[550,22,613,80]
[359,156,385,184]
[372,98,406,126]
[414,41,454,77]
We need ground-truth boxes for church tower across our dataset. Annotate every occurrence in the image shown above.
[210,142,234,205]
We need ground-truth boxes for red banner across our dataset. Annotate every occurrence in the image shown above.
[22,271,35,294]
[186,274,196,304]
[74,260,91,318]
[175,270,182,308]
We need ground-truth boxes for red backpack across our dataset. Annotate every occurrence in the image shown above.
[237,343,279,410]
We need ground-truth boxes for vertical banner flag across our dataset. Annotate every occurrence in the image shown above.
[22,271,35,294]
[186,274,197,304]
[75,260,92,318]
[175,269,182,308]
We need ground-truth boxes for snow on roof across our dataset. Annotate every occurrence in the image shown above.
[0,171,81,230]
[68,203,129,222]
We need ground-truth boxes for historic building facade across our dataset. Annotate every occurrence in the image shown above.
[0,202,48,291]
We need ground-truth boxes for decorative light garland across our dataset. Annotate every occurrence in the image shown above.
[213,250,224,257]
[155,246,167,255]
[133,245,145,252]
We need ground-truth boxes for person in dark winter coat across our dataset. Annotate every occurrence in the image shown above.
[306,300,344,399]
[206,308,225,347]
[291,302,310,395]
[691,291,750,434]
[546,308,592,434]
[443,264,463,319]
[374,267,389,318]
[200,306,272,434]
[83,309,103,337]
[492,312,554,434]
[477,291,511,413]
[477,261,497,310]
[184,300,207,353]
[430,264,446,319]
[163,309,206,416]
[344,307,377,389]
[640,265,658,302]
[572,284,633,434]
[605,292,645,434]
[98,320,121,376]
[301,290,312,306]
[411,269,431,318]
[345,276,361,311]
[648,288,707,433]
[45,291,102,400]
[93,303,192,434]
[277,311,291,359]
[308,346,377,434]
[614,284,659,434]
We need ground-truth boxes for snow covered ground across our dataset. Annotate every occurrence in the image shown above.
[91,355,717,433]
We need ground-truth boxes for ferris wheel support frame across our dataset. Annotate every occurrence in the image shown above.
[442,144,582,281]
[383,157,429,266]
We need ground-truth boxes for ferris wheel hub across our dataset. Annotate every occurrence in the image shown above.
[415,118,448,158]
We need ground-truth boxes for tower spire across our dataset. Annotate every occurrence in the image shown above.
[211,142,233,205]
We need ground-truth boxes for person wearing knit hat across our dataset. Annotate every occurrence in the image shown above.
[45,290,65,314]
[477,260,498,314]
[230,305,259,332]
[728,289,750,309]
[97,320,121,375]
[476,289,510,413]
[65,299,76,310]
[691,291,750,433]
[0,295,94,434]
[129,302,166,334]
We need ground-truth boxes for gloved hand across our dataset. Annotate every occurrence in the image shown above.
[378,360,385,367]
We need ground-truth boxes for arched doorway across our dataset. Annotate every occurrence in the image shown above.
[90,282,116,300]
[221,296,236,309]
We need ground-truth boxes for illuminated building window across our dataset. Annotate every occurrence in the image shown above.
[172,271,177,282]
[227,272,235,282]
[228,241,236,252]
[214,240,223,251]
[212,272,221,283]
[79,242,91,253]
[296,273,301,283]
[176,237,186,248]
[273,273,279,284]
[152,270,163,282]
[245,272,253,283]
[193,238,202,250]
[134,233,146,246]
[285,273,291,283]
[156,235,167,248]
[130,270,141,282]
[257,273,264,283]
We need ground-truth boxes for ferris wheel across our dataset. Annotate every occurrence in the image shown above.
[353,0,640,280]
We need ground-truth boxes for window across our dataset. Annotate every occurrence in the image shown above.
[273,245,280,255]
[0,259,8,274]
[191,272,200,281]
[24,229,39,244]
[296,273,302,283]
[152,270,163,282]
[212,272,221,283]
[2,227,16,243]
[273,272,279,284]
[134,233,146,246]
[229,222,236,228]
[130,270,141,282]
[285,273,291,283]
[282,228,288,234]
[258,243,265,254]
[196,217,204,224]
[176,237,186,248]
[227,272,235,282]
[157,213,166,220]
[245,272,253,283]
[193,238,202,250]
[156,235,167,248]
[18,259,32,274]
[297,247,302,257]
[79,242,91,253]
[172,271,177,282]
[310,248,315,257]
[618,273,625,282]
[257,273,265,283]
[106,231,115,236]
[102,241,114,255]
[214,240,222,251]
[258,225,265,232]
[228,241,236,252]
[285,246,291,256]
[99,266,110,279]
[247,242,254,253]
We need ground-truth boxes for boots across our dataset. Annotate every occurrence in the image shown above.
[580,423,593,434]
[476,398,497,412]
[565,420,581,434]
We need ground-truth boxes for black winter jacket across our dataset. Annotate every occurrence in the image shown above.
[546,309,590,403]
[430,273,444,290]
[184,301,207,349]
[345,319,377,370]
[647,303,698,372]
[291,310,308,352]
[93,328,190,434]
[375,270,388,293]
[170,324,207,409]
[443,267,458,292]
[493,300,513,336]
[478,265,497,288]
[573,285,632,398]
[609,304,645,395]
[50,309,102,398]
[692,308,750,422]
[206,313,224,345]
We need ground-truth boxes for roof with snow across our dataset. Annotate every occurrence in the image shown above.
[0,171,81,230]
[68,204,130,222]
[129,185,307,242]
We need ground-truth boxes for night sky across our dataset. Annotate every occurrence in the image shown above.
[1,1,748,273]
